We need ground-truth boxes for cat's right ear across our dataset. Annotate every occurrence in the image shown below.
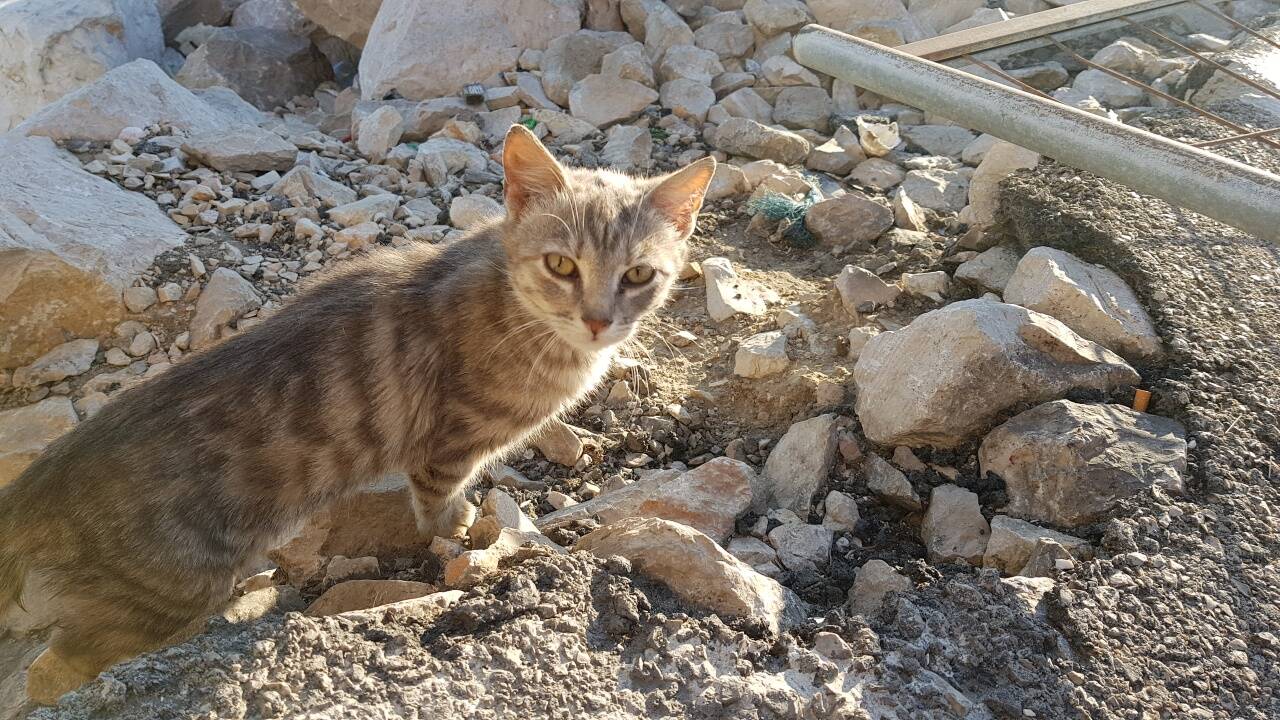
[502,124,567,220]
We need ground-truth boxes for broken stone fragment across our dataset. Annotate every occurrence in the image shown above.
[1004,246,1162,362]
[734,331,790,379]
[921,484,990,565]
[532,419,584,466]
[711,117,812,165]
[768,523,834,573]
[834,265,900,315]
[1019,539,1075,578]
[536,457,754,544]
[822,491,860,532]
[967,141,1039,227]
[306,580,436,617]
[901,125,976,158]
[570,75,659,128]
[543,30,635,107]
[449,195,503,230]
[445,527,563,589]
[0,398,78,487]
[268,166,357,209]
[324,555,380,584]
[182,126,299,173]
[12,340,99,388]
[575,517,807,634]
[983,515,1092,576]
[468,488,539,549]
[980,400,1187,528]
[329,194,400,228]
[899,168,969,213]
[188,268,263,350]
[902,271,949,303]
[220,585,305,624]
[359,0,582,101]
[848,559,911,615]
[954,246,1020,294]
[355,105,404,163]
[864,453,921,511]
[854,300,1140,448]
[804,194,893,247]
[703,256,769,321]
[761,414,839,515]
[176,27,332,110]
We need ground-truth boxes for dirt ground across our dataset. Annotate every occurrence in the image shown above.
[12,99,1280,719]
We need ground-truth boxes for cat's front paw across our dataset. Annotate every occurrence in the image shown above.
[414,494,477,541]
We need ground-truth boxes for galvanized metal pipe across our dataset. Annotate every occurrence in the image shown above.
[793,24,1280,244]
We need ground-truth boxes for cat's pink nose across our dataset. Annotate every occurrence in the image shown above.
[583,318,610,337]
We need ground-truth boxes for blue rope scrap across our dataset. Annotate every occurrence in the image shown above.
[748,189,821,249]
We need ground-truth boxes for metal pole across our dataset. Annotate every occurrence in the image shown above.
[793,24,1280,244]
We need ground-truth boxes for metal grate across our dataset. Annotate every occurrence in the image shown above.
[792,0,1280,242]
[925,0,1280,152]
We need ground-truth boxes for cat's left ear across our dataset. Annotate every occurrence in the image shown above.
[646,157,717,240]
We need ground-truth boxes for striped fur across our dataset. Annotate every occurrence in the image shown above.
[0,126,714,691]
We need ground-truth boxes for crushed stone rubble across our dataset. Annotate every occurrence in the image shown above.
[3,0,1280,718]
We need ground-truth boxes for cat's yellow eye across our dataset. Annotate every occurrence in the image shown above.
[622,265,655,286]
[545,253,578,278]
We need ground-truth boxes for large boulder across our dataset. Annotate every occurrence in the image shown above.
[1189,26,1280,106]
[1004,247,1162,363]
[980,400,1187,528]
[853,300,1140,448]
[0,0,165,131]
[576,517,806,634]
[294,0,382,47]
[0,398,78,487]
[176,27,333,110]
[359,0,584,102]
[16,60,228,141]
[0,136,186,369]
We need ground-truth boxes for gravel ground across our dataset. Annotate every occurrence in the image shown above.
[26,105,1280,720]
[999,105,1280,718]
[30,552,1085,720]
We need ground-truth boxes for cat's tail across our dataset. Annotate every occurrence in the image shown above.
[0,487,27,615]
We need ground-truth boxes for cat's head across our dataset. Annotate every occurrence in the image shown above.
[498,124,715,354]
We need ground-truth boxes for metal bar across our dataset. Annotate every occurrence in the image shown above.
[792,25,1280,243]
[1192,1,1280,51]
[958,53,1058,100]
[1048,37,1280,150]
[1191,126,1280,147]
[896,0,1190,62]
[1121,18,1280,102]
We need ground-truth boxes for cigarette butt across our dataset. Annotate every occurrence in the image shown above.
[1133,389,1152,413]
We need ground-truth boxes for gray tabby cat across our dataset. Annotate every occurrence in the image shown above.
[0,125,715,702]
